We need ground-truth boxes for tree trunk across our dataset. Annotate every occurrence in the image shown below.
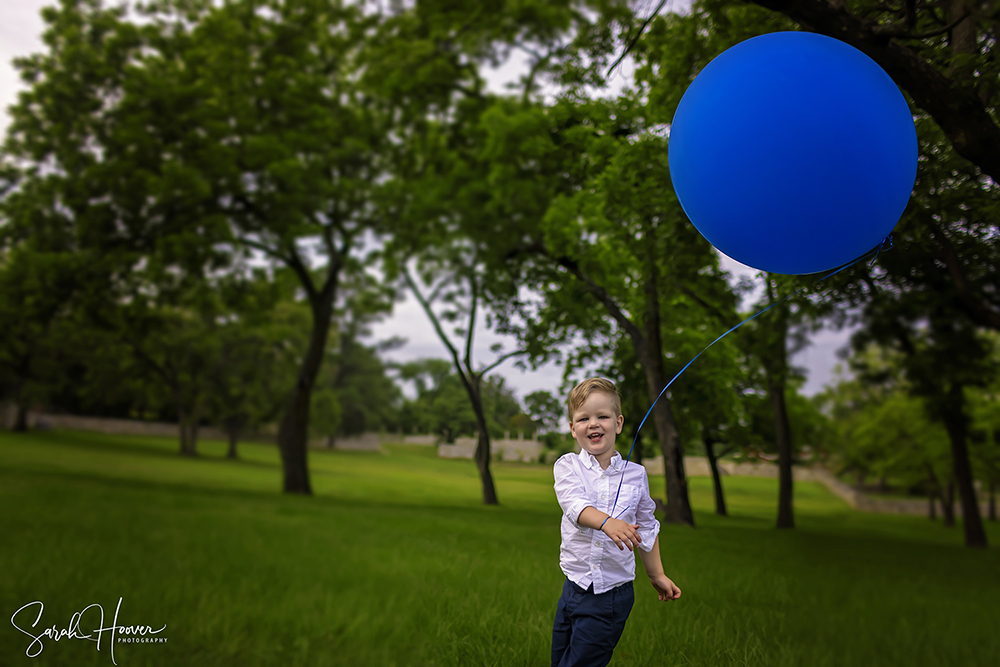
[949,0,976,74]
[638,240,694,526]
[942,481,956,528]
[634,340,693,525]
[925,463,944,522]
[988,481,996,521]
[277,282,337,496]
[549,240,691,522]
[940,383,987,547]
[928,494,937,520]
[227,428,239,460]
[474,429,499,505]
[703,432,728,517]
[177,404,195,457]
[180,422,198,456]
[189,404,201,456]
[11,377,29,431]
[762,286,794,530]
[13,402,29,432]
[769,375,795,529]
[468,383,499,505]
[628,428,643,466]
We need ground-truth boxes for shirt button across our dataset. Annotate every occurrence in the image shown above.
[594,541,599,546]
[600,494,606,499]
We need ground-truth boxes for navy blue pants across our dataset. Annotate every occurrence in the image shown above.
[551,579,634,667]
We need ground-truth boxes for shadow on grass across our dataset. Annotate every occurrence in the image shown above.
[0,465,558,528]
[5,429,282,471]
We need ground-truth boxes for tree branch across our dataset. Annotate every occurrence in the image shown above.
[746,0,1000,182]
[286,243,318,303]
[927,222,1000,330]
[478,348,527,376]
[237,235,290,264]
[505,240,646,345]
[676,283,738,328]
[122,332,175,387]
[554,254,647,345]
[464,271,478,380]
[874,9,969,38]
[402,266,466,378]
[607,0,670,77]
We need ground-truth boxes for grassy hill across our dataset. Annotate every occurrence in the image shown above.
[1,430,997,666]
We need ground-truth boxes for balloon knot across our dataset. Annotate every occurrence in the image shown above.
[869,234,893,267]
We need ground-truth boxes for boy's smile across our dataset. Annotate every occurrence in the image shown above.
[569,391,625,469]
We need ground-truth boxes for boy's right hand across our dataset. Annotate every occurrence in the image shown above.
[601,518,641,551]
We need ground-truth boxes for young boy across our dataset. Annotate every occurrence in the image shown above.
[551,378,682,667]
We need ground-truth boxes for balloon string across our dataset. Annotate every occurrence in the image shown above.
[868,234,893,267]
[608,236,892,520]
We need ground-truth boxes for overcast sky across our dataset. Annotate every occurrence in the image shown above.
[1,1,852,406]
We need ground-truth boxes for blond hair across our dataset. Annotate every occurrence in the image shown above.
[567,378,622,421]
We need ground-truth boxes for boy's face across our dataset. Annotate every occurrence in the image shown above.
[569,390,624,462]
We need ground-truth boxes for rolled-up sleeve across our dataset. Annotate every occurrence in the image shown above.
[553,457,593,530]
[635,469,660,552]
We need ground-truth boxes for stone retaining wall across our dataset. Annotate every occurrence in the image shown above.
[437,436,544,463]
[402,434,437,446]
[327,432,382,451]
[6,408,991,516]
[12,408,355,450]
[644,456,989,517]
[23,411,233,441]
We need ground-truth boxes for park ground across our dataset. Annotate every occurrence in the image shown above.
[1,431,998,666]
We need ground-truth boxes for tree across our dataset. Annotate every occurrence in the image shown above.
[487,93,741,525]
[365,0,654,503]
[311,333,403,446]
[628,0,1000,546]
[396,359,523,445]
[617,0,999,182]
[818,349,959,522]
[3,0,402,493]
[846,269,993,545]
[86,270,239,456]
[524,389,564,434]
[0,242,80,430]
[813,108,997,548]
[734,274,828,528]
[206,268,305,459]
[398,264,525,505]
[737,0,1000,183]
[309,267,401,445]
[661,328,754,518]
[628,1,998,543]
[967,341,1000,521]
[172,0,395,492]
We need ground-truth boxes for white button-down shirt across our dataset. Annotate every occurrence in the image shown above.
[553,449,661,594]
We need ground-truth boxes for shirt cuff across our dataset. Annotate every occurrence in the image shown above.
[566,500,592,530]
[636,519,660,552]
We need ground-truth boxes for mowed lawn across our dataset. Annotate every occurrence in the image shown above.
[1,431,998,667]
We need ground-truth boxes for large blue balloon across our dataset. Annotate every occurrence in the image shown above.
[668,32,917,275]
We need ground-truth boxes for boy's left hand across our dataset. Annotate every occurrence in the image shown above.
[649,574,681,601]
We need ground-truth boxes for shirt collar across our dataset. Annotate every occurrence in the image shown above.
[577,448,623,473]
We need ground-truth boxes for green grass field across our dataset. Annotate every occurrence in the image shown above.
[2,430,998,666]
